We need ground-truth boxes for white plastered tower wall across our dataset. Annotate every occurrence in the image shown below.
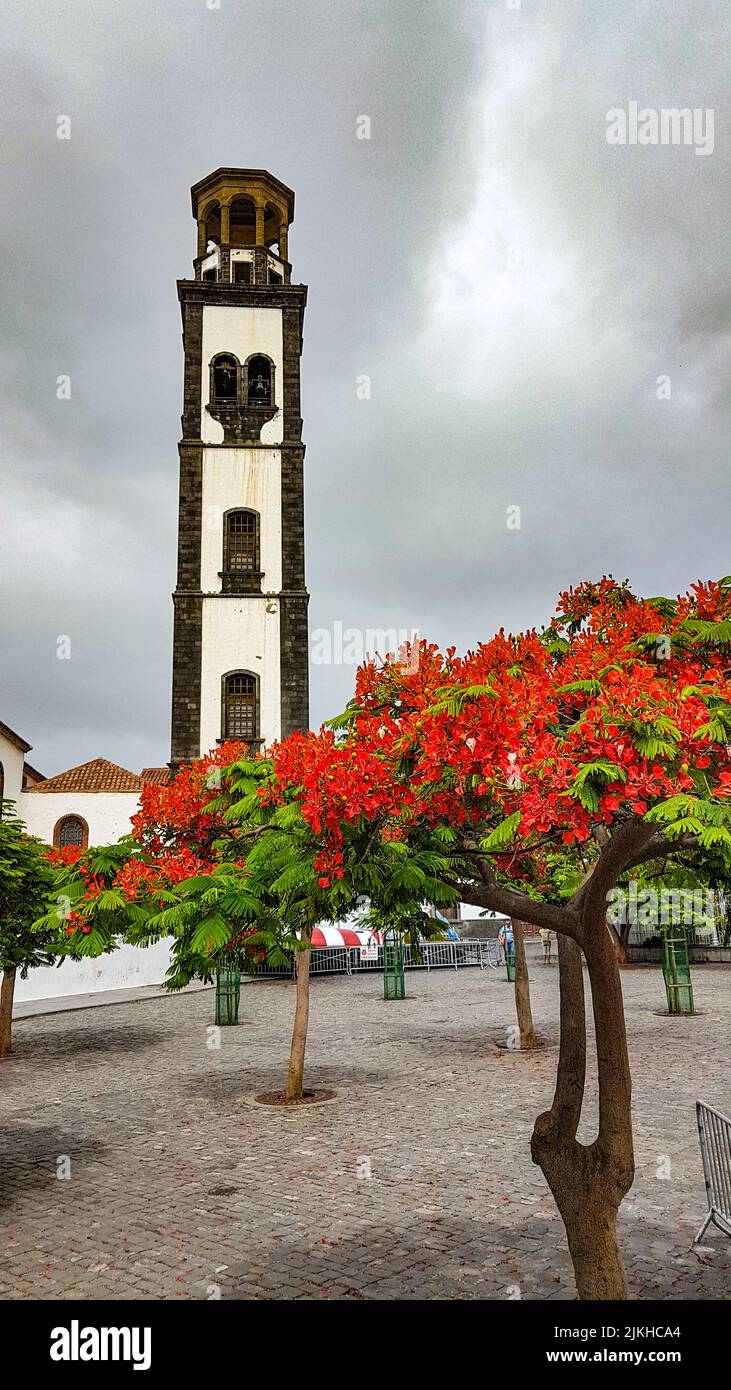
[197,300,285,753]
[199,305,283,446]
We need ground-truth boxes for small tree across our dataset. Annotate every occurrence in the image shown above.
[48,747,456,1102]
[0,804,61,1057]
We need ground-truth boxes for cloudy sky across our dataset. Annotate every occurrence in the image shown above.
[1,0,728,776]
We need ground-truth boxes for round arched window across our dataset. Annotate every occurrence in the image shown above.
[56,816,88,850]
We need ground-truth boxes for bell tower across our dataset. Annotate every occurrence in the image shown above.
[170,169,309,765]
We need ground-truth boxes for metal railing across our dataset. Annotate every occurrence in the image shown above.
[254,938,504,980]
[694,1100,731,1244]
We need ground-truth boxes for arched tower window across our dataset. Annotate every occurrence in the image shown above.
[222,509,260,591]
[212,354,239,403]
[54,815,89,851]
[246,355,273,406]
[222,673,259,745]
[229,195,257,247]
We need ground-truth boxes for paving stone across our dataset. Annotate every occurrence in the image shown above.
[0,961,729,1299]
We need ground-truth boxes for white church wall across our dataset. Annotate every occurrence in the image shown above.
[0,731,26,807]
[13,789,176,1004]
[200,448,282,593]
[19,790,142,847]
[15,939,175,1003]
[200,304,284,445]
[198,599,282,753]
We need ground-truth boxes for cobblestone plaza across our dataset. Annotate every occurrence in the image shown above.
[2,958,729,1300]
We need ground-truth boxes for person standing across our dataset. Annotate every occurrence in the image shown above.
[498,920,514,962]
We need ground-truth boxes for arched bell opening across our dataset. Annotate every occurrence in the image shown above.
[263,203,282,252]
[211,353,240,404]
[229,195,257,248]
[202,200,221,247]
[245,354,274,407]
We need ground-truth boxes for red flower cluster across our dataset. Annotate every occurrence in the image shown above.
[47,845,84,868]
[259,578,731,882]
[114,847,210,902]
[57,580,731,901]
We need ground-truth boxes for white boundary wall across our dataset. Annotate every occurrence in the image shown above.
[12,785,174,1006]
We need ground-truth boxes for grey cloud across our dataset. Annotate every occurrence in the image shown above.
[0,0,728,771]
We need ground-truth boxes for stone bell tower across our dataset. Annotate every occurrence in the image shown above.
[170,169,310,766]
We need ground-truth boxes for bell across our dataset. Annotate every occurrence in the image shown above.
[252,374,268,397]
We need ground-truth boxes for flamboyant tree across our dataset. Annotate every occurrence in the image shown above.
[47,744,454,1101]
[255,575,731,1298]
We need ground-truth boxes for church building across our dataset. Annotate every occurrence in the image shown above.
[1,168,309,1001]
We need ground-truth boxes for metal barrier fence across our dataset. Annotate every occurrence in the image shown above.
[694,1100,731,1244]
[254,938,503,980]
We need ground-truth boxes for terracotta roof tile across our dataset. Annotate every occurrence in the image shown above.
[27,758,142,794]
[140,767,171,785]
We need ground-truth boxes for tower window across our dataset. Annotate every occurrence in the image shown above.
[222,673,258,744]
[233,261,252,284]
[54,815,89,851]
[247,355,273,406]
[268,268,282,286]
[202,268,217,282]
[224,509,259,578]
[212,354,239,402]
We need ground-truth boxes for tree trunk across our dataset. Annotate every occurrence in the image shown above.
[511,919,541,1049]
[285,928,311,1101]
[0,967,16,1058]
[461,823,653,1301]
[531,918,634,1300]
[607,918,630,964]
[565,1197,628,1299]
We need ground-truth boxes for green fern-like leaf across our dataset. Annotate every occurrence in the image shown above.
[479,812,521,852]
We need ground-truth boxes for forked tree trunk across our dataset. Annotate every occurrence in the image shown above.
[531,921,633,1299]
[286,927,312,1101]
[511,919,541,1049]
[464,821,659,1299]
[0,967,17,1058]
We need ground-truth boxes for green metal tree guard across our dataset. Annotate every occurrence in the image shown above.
[383,936,406,1000]
[505,945,516,983]
[661,929,695,1015]
[215,963,242,1025]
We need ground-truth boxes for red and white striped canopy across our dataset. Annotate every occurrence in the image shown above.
[309,926,382,948]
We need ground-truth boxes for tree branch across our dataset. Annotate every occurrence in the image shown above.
[622,831,699,870]
[456,844,580,937]
[580,820,658,922]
